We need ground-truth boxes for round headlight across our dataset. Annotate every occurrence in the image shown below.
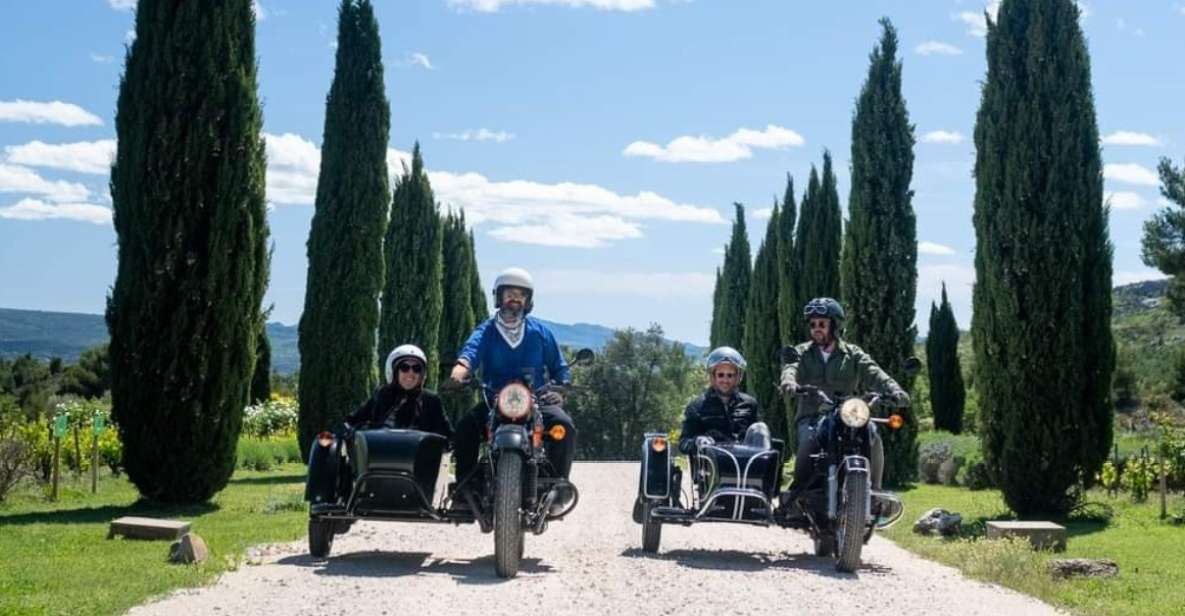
[839,398,871,428]
[497,383,533,420]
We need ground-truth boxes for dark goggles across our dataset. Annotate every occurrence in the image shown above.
[803,303,830,317]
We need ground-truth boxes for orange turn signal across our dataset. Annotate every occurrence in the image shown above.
[317,431,334,447]
[887,414,905,430]
[651,436,667,453]
[548,425,567,441]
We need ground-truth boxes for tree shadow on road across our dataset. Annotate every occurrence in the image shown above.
[277,550,555,585]
[619,547,891,579]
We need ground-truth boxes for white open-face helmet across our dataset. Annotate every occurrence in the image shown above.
[706,346,747,374]
[493,267,534,314]
[384,344,427,385]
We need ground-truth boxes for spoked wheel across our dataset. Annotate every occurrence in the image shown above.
[641,502,662,553]
[494,453,525,578]
[308,518,334,559]
[835,473,869,572]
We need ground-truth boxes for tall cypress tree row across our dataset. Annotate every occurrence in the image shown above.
[298,0,390,459]
[714,203,752,349]
[379,143,444,388]
[927,284,965,434]
[972,0,1113,515]
[776,174,799,341]
[840,18,919,485]
[1141,157,1185,317]
[439,210,478,420]
[107,0,268,502]
[743,203,786,442]
[468,230,488,322]
[710,265,724,348]
[795,161,842,304]
[250,320,272,405]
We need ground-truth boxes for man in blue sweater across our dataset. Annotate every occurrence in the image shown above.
[449,267,575,487]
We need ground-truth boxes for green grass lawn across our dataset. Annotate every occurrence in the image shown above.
[0,465,309,616]
[886,484,1185,616]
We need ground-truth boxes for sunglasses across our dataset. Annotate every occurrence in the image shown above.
[396,363,424,374]
[809,320,830,330]
[713,371,738,379]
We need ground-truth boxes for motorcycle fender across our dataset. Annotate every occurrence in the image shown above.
[492,424,531,455]
[640,432,671,500]
[841,455,872,523]
[305,437,342,504]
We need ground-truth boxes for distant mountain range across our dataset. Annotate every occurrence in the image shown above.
[0,307,707,374]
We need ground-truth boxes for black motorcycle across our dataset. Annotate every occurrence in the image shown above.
[303,348,593,579]
[634,348,917,572]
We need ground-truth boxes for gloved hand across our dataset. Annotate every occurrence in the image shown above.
[539,390,564,407]
[695,435,715,449]
[889,390,911,408]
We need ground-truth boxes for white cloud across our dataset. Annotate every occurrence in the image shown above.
[5,140,117,175]
[1114,269,1168,286]
[409,52,434,70]
[0,164,91,202]
[919,241,956,255]
[955,0,1001,37]
[712,247,725,255]
[1105,191,1146,210]
[108,0,135,10]
[752,207,773,220]
[1104,163,1160,186]
[915,41,962,56]
[0,198,111,225]
[0,100,102,127]
[921,130,965,145]
[253,0,266,21]
[624,124,804,163]
[90,52,115,64]
[433,128,515,143]
[1100,131,1161,146]
[535,269,714,298]
[448,0,654,12]
[264,132,723,247]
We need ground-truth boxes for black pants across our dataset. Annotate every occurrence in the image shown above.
[454,402,577,482]
[792,415,884,492]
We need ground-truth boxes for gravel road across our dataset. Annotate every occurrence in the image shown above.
[127,462,1062,616]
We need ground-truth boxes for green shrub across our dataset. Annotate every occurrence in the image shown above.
[242,399,299,439]
[962,461,994,491]
[236,435,301,471]
[918,441,952,484]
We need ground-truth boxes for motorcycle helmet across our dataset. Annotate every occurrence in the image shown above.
[384,344,427,385]
[493,267,534,314]
[706,346,747,374]
[803,297,844,335]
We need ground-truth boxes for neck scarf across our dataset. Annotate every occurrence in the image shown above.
[495,310,525,349]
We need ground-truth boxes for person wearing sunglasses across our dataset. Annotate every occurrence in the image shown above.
[779,297,909,502]
[344,344,453,438]
[677,346,768,456]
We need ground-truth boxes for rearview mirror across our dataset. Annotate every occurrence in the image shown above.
[779,346,801,365]
[572,348,595,366]
[903,356,922,378]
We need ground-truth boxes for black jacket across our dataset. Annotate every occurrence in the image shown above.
[678,388,761,454]
[345,385,453,440]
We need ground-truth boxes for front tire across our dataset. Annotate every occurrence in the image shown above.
[494,453,524,578]
[308,518,334,559]
[835,473,868,572]
[641,502,662,553]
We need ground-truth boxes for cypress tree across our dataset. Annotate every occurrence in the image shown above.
[972,0,1113,515]
[468,230,489,322]
[710,265,724,348]
[107,0,268,502]
[379,143,444,388]
[840,18,919,485]
[715,203,752,349]
[250,320,272,404]
[776,174,799,341]
[926,284,965,434]
[743,203,786,442]
[439,210,478,420]
[298,0,390,459]
[1141,157,1185,318]
[795,159,842,304]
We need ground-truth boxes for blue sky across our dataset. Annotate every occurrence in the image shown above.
[1,0,1182,345]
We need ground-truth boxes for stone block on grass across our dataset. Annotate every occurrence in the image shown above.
[985,520,1066,551]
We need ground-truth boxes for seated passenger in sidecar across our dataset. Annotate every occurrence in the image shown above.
[635,347,784,526]
[305,345,459,557]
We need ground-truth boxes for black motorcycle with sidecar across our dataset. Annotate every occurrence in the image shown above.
[304,348,594,579]
[633,348,918,572]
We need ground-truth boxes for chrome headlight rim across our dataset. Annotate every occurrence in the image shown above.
[497,382,533,420]
[839,398,871,428]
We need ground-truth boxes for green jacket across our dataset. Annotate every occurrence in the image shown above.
[779,339,905,422]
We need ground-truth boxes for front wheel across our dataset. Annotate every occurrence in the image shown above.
[641,502,662,553]
[494,453,525,578]
[835,473,868,572]
[308,518,334,559]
